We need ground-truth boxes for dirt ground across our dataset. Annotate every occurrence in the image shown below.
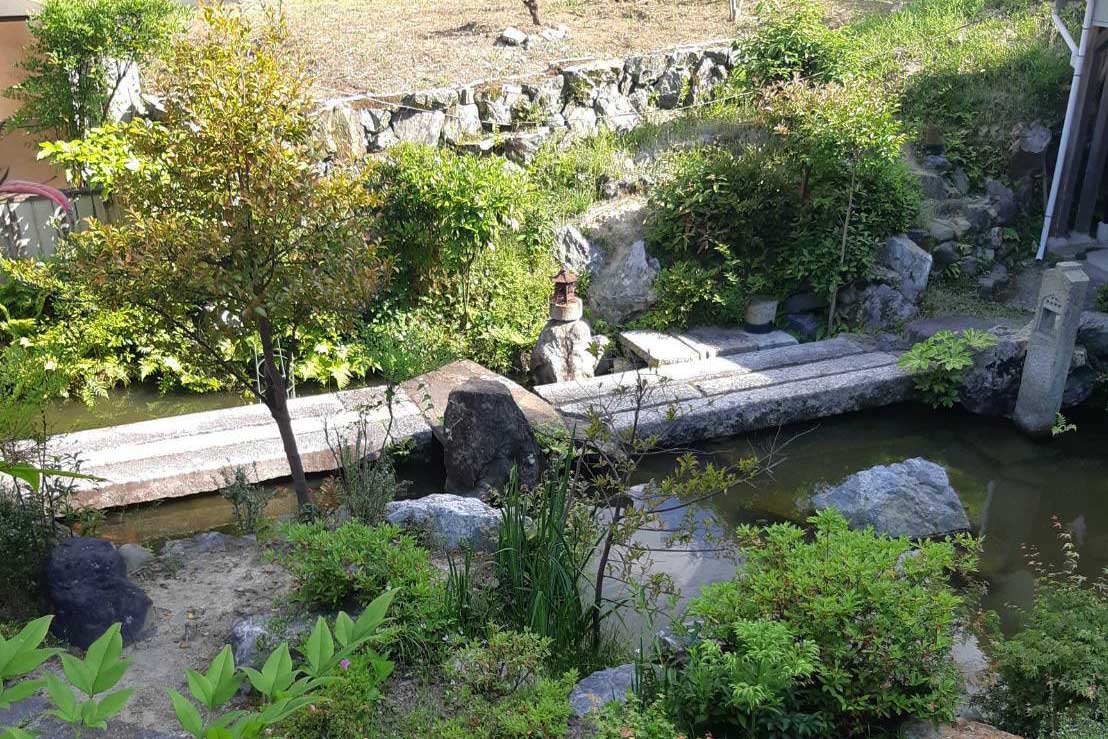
[235,0,742,95]
[117,534,293,729]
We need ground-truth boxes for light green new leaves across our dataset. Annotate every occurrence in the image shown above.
[303,588,397,679]
[44,624,133,731]
[0,616,57,738]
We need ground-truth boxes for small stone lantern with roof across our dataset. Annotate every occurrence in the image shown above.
[549,265,583,321]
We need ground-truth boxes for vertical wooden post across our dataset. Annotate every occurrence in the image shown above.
[1052,27,1106,237]
[1075,43,1108,235]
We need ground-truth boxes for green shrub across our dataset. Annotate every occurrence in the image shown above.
[664,619,822,737]
[1096,285,1108,313]
[594,697,687,739]
[635,261,743,331]
[528,131,632,218]
[437,671,578,739]
[685,509,978,736]
[445,628,551,699]
[733,0,854,87]
[282,521,451,662]
[898,328,998,408]
[985,525,1108,738]
[276,646,397,738]
[5,0,185,141]
[367,144,554,371]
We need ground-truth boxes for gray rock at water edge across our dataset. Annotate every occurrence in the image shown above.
[44,537,152,649]
[586,239,658,325]
[959,331,1027,417]
[569,664,636,717]
[880,235,932,302]
[811,458,970,539]
[443,379,544,497]
[530,319,604,384]
[904,315,999,344]
[117,543,154,574]
[385,493,501,552]
[1063,365,1099,408]
[162,531,244,559]
[1078,310,1108,359]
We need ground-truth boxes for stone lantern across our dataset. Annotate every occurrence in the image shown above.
[549,265,582,321]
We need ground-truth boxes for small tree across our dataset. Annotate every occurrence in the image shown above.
[47,6,385,510]
[5,0,184,141]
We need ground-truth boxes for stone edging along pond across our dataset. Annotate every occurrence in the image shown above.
[314,40,736,163]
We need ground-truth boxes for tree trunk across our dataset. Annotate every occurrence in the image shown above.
[257,318,312,510]
[524,0,542,26]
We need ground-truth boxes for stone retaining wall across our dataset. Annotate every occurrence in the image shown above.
[316,41,736,164]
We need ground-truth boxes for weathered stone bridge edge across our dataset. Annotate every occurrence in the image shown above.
[315,40,737,163]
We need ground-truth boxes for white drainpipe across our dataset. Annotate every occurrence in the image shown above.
[1038,0,1097,261]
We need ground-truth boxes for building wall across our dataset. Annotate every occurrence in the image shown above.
[0,18,63,185]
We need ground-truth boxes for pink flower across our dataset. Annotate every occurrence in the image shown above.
[341,659,351,671]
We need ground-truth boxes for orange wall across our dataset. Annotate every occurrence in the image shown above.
[1,19,64,186]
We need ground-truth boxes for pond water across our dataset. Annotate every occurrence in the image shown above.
[94,393,1108,628]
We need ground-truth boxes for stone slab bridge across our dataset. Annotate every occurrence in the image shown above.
[51,333,911,510]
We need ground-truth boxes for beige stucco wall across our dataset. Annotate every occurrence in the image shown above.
[1,19,63,185]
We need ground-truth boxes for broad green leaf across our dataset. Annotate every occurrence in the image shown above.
[58,654,92,697]
[168,689,203,739]
[0,679,43,710]
[304,617,333,673]
[42,673,78,722]
[92,687,134,725]
[186,669,213,709]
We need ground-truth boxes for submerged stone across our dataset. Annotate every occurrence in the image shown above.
[569,663,636,717]
[811,458,970,539]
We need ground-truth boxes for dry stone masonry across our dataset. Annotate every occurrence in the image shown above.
[316,42,735,164]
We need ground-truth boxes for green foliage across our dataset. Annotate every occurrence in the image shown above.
[495,467,596,674]
[898,328,997,408]
[0,616,56,714]
[848,0,1070,180]
[1096,286,1108,313]
[445,628,551,699]
[985,524,1108,738]
[172,595,395,739]
[5,0,184,142]
[685,509,979,736]
[434,671,578,739]
[594,697,687,739]
[732,0,853,87]
[219,466,272,536]
[325,413,410,526]
[637,260,742,331]
[274,648,395,739]
[44,623,133,733]
[528,132,632,218]
[282,521,450,662]
[366,144,553,372]
[664,619,822,737]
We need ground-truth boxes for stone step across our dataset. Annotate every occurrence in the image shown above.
[51,387,432,510]
[534,336,869,407]
[558,351,899,417]
[597,361,913,446]
[619,326,798,367]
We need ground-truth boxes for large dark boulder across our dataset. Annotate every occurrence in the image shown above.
[812,458,970,539]
[443,379,543,497]
[958,331,1027,417]
[44,537,152,649]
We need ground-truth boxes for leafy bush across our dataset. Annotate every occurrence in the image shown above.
[594,697,687,739]
[5,0,185,141]
[898,328,998,408]
[664,619,822,737]
[685,509,978,736]
[435,671,578,739]
[733,0,854,87]
[367,144,554,371]
[282,521,451,662]
[445,628,551,699]
[528,131,633,218]
[637,261,743,331]
[985,523,1108,738]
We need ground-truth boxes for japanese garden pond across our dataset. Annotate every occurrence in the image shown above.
[85,391,1108,629]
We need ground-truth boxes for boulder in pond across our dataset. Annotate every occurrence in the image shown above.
[569,663,635,717]
[385,493,501,552]
[958,330,1027,417]
[44,537,152,649]
[443,378,543,497]
[811,458,970,539]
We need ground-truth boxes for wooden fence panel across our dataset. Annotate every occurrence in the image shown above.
[0,190,108,259]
